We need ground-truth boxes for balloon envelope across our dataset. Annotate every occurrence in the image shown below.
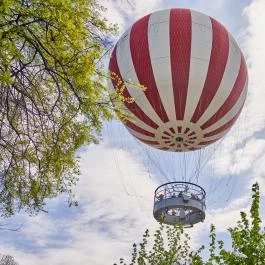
[109,8,248,152]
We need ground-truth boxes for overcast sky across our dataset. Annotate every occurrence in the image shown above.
[1,0,265,264]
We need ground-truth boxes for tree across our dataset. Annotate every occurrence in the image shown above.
[0,0,119,216]
[207,182,265,265]
[114,223,204,265]
[114,183,265,265]
[0,254,19,265]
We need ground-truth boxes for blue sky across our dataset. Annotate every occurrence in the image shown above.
[1,0,265,264]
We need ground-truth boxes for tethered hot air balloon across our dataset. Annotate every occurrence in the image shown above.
[109,8,248,227]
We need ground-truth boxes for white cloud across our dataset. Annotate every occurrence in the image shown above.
[240,0,265,138]
[212,138,265,176]
[102,0,163,32]
[240,1,265,149]
[0,143,159,265]
[20,216,58,248]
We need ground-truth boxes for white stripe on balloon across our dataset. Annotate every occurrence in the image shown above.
[116,24,163,126]
[197,33,242,126]
[184,10,212,122]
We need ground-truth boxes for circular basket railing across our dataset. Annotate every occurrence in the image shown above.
[153,182,206,228]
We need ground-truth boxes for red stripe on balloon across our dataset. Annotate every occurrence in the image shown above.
[198,138,220,146]
[189,147,200,151]
[109,46,158,130]
[191,18,229,123]
[130,15,169,123]
[201,54,247,130]
[159,147,170,151]
[170,9,192,121]
[125,120,155,137]
[203,105,243,138]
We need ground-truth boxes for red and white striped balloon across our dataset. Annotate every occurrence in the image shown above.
[109,8,248,152]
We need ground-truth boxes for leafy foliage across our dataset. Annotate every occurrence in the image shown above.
[207,182,265,265]
[115,183,265,265]
[0,0,118,216]
[114,223,204,265]
[0,254,19,265]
